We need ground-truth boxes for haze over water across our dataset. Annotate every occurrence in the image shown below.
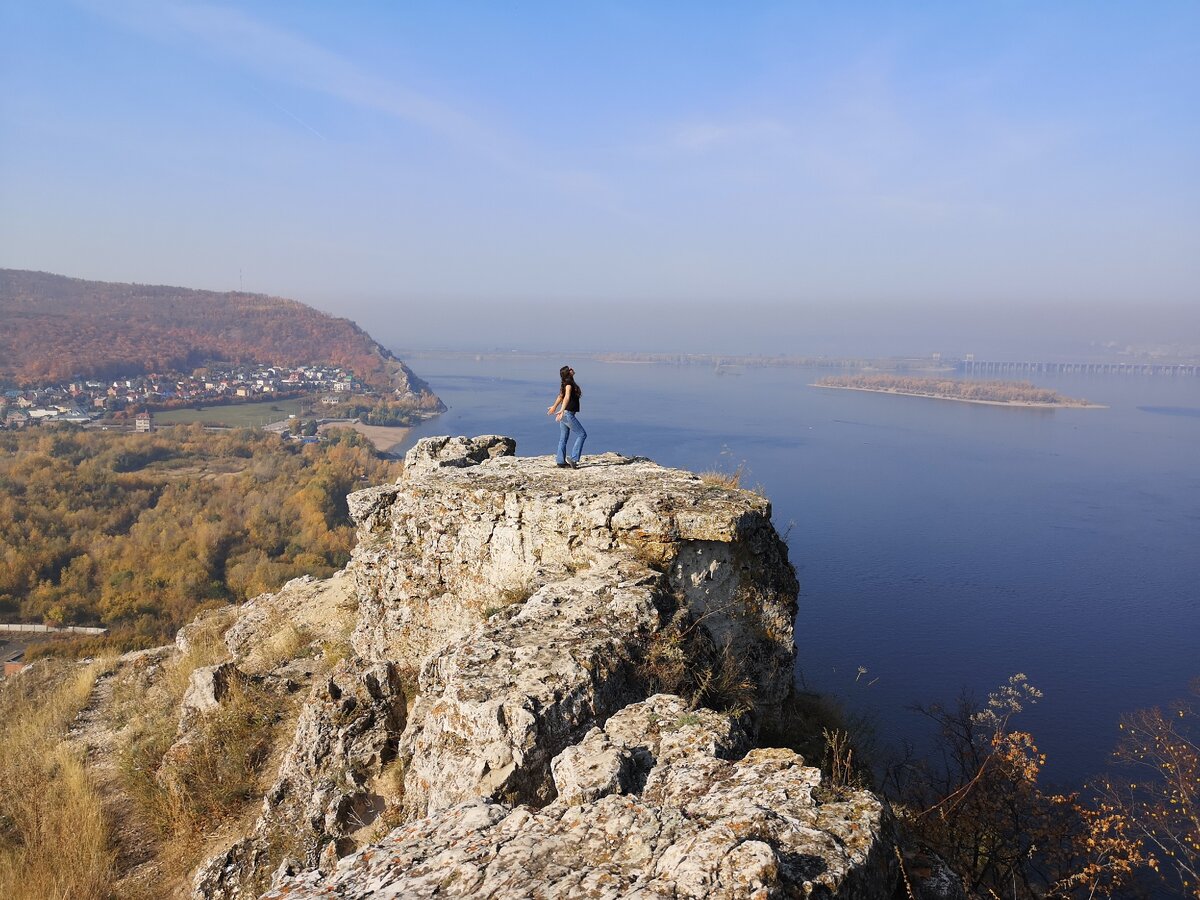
[398,352,1200,786]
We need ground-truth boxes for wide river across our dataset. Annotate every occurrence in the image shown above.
[396,352,1200,786]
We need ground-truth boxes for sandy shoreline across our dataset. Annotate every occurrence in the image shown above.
[811,384,1106,409]
[318,421,412,452]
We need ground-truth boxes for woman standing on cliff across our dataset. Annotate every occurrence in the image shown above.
[547,365,586,468]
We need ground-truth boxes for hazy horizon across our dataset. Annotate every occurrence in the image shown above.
[2,3,1198,358]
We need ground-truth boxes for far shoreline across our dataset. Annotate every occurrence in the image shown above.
[810,383,1107,409]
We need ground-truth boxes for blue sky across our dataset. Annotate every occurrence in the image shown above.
[2,2,1197,354]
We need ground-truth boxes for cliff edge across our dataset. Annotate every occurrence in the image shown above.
[82,436,897,898]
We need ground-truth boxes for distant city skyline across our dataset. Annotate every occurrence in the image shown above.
[2,2,1197,355]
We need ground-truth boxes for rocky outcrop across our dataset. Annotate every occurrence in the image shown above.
[265,695,895,899]
[178,661,251,730]
[193,660,405,899]
[348,440,798,721]
[397,562,662,818]
[178,436,900,898]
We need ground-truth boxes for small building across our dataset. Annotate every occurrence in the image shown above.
[5,409,30,428]
[135,412,154,433]
[2,643,27,678]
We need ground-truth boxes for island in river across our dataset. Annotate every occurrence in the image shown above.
[812,374,1104,408]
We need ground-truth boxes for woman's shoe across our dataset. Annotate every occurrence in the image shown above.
[567,459,579,469]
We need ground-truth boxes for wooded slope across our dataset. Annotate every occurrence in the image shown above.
[0,270,431,400]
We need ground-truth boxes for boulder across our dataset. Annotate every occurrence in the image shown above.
[398,563,660,817]
[265,696,896,899]
[401,434,516,474]
[178,662,248,731]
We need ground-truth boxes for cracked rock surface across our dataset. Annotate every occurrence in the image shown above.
[177,436,898,898]
[265,697,895,900]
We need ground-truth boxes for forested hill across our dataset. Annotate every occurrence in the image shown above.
[0,269,442,408]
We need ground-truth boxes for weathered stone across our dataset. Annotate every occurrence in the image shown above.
[347,447,797,724]
[399,563,661,817]
[178,662,248,731]
[192,660,405,899]
[551,694,748,806]
[264,698,895,900]
[223,570,358,675]
[902,847,971,900]
[401,434,516,474]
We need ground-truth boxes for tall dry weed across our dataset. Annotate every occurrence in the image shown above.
[0,660,115,900]
[641,610,757,717]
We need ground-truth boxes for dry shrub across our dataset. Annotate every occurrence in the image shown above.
[131,679,283,836]
[641,610,757,718]
[0,660,115,900]
[758,690,874,795]
[698,464,745,490]
[255,621,315,671]
[885,674,1165,899]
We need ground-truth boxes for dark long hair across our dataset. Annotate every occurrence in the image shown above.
[558,365,581,399]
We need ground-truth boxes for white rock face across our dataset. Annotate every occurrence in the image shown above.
[398,562,662,818]
[181,437,900,898]
[348,443,798,721]
[265,696,895,900]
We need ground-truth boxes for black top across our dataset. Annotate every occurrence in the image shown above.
[562,381,581,413]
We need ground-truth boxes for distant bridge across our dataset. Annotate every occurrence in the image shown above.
[957,360,1199,377]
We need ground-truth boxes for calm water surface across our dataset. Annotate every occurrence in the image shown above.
[397,353,1200,785]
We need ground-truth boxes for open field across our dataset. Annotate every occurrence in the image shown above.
[152,398,310,427]
[318,421,410,454]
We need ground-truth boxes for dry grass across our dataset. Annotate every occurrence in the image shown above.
[698,463,745,490]
[358,757,406,844]
[0,659,116,900]
[255,621,316,672]
[482,575,538,619]
[108,614,286,892]
[640,610,758,718]
[152,679,283,834]
[757,691,875,797]
[116,622,283,839]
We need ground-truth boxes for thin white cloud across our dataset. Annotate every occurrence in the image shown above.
[670,119,790,152]
[80,0,511,161]
[76,0,641,219]
[631,118,790,159]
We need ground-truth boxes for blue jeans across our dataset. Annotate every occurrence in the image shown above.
[557,412,587,464]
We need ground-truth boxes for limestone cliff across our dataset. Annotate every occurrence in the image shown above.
[99,436,898,898]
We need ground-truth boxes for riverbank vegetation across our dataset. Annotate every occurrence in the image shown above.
[0,425,401,655]
[815,374,1096,406]
[877,675,1199,898]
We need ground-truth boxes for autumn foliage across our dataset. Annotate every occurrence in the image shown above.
[0,269,428,396]
[0,424,401,652]
[885,674,1198,898]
